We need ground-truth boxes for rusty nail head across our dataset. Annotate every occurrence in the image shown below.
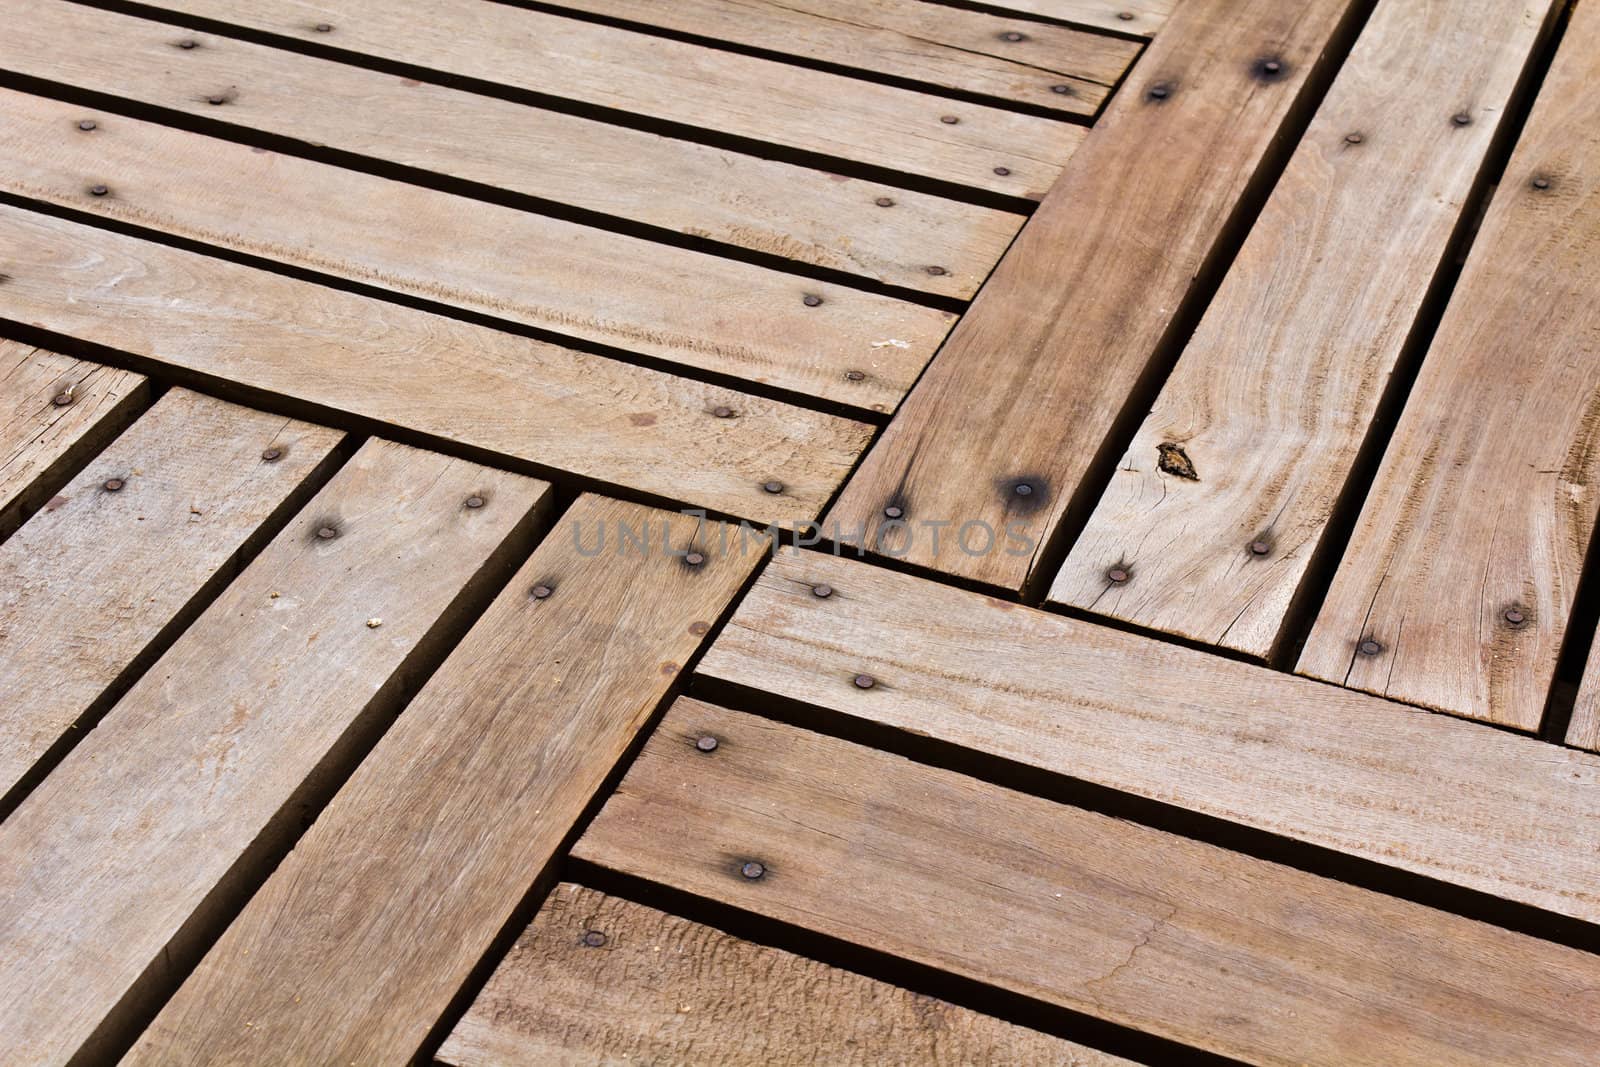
[1107,566,1129,584]
[685,551,706,566]
[874,196,895,207]
[316,525,338,540]
[940,115,960,125]
[1001,31,1026,42]
[1358,638,1382,656]
[581,930,607,947]
[993,165,1011,176]
[853,673,875,689]
[89,184,108,196]
[1504,607,1526,626]
[52,392,74,407]
[465,495,485,509]
[883,505,904,520]
[812,583,833,598]
[1051,84,1071,94]
[103,477,125,492]
[713,405,735,418]
[78,119,97,131]
[1345,132,1364,145]
[261,447,282,462]
[741,861,766,880]
[1533,176,1551,190]
[696,735,719,753]
[1452,112,1472,126]
[845,370,865,381]
[531,584,553,599]
[802,293,823,307]
[762,480,784,494]
[1249,540,1271,556]
[314,22,333,32]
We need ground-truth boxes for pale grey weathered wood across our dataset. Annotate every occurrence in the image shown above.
[698,551,1600,925]
[0,388,341,810]
[0,439,551,1064]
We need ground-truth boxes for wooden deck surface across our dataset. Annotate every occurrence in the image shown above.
[1,1,1598,1063]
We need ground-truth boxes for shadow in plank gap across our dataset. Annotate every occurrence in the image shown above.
[0,389,342,818]
[0,0,1022,297]
[968,0,1173,38]
[438,883,1133,1066]
[0,440,552,1064]
[0,339,146,538]
[576,698,1600,1066]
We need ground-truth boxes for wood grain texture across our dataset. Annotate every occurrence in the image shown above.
[438,883,1130,1067]
[1298,0,1600,730]
[824,0,1361,592]
[545,0,1139,115]
[0,388,340,810]
[1572,653,1600,750]
[698,551,1600,925]
[0,439,550,1065]
[0,0,1019,298]
[1051,0,1558,657]
[974,0,1172,37]
[0,339,146,536]
[138,0,1083,197]
[579,700,1600,1066]
[0,89,952,413]
[130,497,767,1065]
[0,205,873,523]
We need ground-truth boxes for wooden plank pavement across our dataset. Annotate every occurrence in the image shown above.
[1,0,1598,1063]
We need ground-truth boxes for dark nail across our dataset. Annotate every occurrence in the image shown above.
[741,861,766,880]
[1118,11,1135,19]
[1503,607,1527,626]
[696,735,719,753]
[316,525,339,540]
[993,165,1011,176]
[103,478,125,492]
[1358,638,1383,656]
[207,95,227,105]
[925,265,948,276]
[78,119,97,131]
[1249,540,1271,556]
[812,583,833,598]
[1013,483,1033,497]
[1345,132,1364,145]
[845,370,866,381]
[178,39,197,49]
[883,505,904,520]
[260,447,282,462]
[581,930,607,948]
[89,184,108,196]
[713,405,735,418]
[1532,176,1551,190]
[1146,83,1171,101]
[762,480,784,494]
[940,115,960,125]
[1051,84,1072,95]
[1107,566,1130,584]
[52,391,75,407]
[1452,112,1472,126]
[530,584,553,600]
[874,196,895,207]
[464,495,485,509]
[802,293,823,307]
[314,22,333,32]
[684,551,706,566]
[1000,31,1027,42]
[853,673,876,689]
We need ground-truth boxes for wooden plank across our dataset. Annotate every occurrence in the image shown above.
[130,0,1083,198]
[129,496,767,1065]
[823,0,1361,593]
[576,699,1600,1066]
[0,439,550,1064]
[1568,642,1600,749]
[0,388,341,811]
[698,551,1600,926]
[1298,0,1600,730]
[0,0,1020,298]
[439,883,1131,1067]
[544,0,1139,116]
[0,205,873,523]
[1050,0,1559,657]
[0,339,146,537]
[0,90,952,414]
[975,0,1173,37]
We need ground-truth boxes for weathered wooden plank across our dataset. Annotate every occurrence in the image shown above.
[130,497,767,1065]
[0,388,341,811]
[439,883,1130,1067]
[0,205,872,523]
[1570,655,1600,751]
[577,699,1600,1066]
[0,339,145,536]
[0,90,951,413]
[545,0,1139,116]
[0,439,550,1064]
[0,0,1020,298]
[698,551,1600,926]
[824,0,1361,593]
[1298,0,1600,730]
[975,0,1173,38]
[1051,0,1559,658]
[130,0,1083,198]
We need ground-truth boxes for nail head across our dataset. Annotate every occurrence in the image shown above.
[845,370,866,381]
[740,861,766,880]
[940,115,960,125]
[531,584,553,599]
[802,293,823,307]
[261,447,282,462]
[465,495,485,509]
[713,405,735,418]
[1533,176,1551,190]
[882,505,904,520]
[1503,607,1526,626]
[1358,638,1383,656]
[993,165,1011,176]
[89,184,108,196]
[1051,84,1072,95]
[581,930,607,947]
[103,478,125,492]
[874,196,895,207]
[695,735,719,753]
[314,22,333,32]
[1249,540,1271,556]
[1107,566,1130,584]
[1000,31,1026,42]
[78,119,97,131]
[762,480,784,494]
[1118,11,1135,19]
[812,583,833,599]
[685,551,706,566]
[52,392,75,407]
[1452,112,1472,126]
[1345,132,1364,144]
[925,265,948,276]
[853,673,876,689]
[316,525,338,540]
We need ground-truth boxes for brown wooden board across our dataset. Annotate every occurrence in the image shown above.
[576,699,1600,1066]
[1571,653,1600,751]
[127,0,1084,198]
[975,0,1173,38]
[698,551,1600,926]
[0,439,550,1064]
[824,0,1362,593]
[0,388,341,811]
[1298,0,1600,730]
[0,0,1020,298]
[0,339,146,537]
[542,0,1140,116]
[1051,0,1561,657]
[0,205,873,523]
[129,496,767,1065]
[0,89,953,414]
[438,883,1133,1067]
